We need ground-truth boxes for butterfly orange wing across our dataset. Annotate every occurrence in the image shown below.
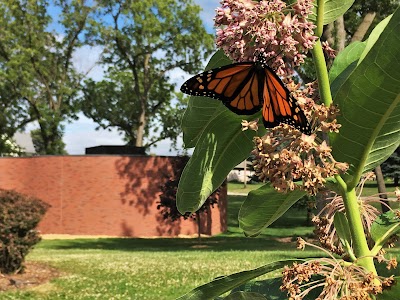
[180,63,263,115]
[181,61,311,134]
[262,68,311,134]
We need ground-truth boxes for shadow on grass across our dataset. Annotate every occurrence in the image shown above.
[38,227,315,253]
[38,235,298,252]
[362,181,397,188]
[38,195,316,253]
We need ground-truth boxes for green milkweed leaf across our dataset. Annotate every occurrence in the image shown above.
[330,7,400,188]
[239,183,306,237]
[177,260,297,300]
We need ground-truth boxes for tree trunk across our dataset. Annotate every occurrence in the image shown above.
[323,22,335,46]
[135,53,151,148]
[196,211,201,241]
[375,165,390,213]
[335,15,346,52]
[38,121,51,154]
[135,108,146,147]
[351,12,376,42]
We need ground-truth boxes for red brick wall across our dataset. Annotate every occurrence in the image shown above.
[0,156,227,237]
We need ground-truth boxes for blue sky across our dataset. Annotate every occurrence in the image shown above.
[26,0,220,155]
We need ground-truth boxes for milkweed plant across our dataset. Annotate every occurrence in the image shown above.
[177,0,400,299]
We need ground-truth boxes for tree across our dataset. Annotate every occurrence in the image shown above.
[81,69,187,148]
[381,147,400,186]
[81,0,214,149]
[345,0,398,42]
[0,0,91,154]
[0,82,33,142]
[30,128,67,155]
[296,0,397,82]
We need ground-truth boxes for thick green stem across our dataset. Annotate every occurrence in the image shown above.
[335,176,376,273]
[343,188,377,274]
[314,0,376,276]
[312,40,332,107]
[313,0,332,107]
[312,0,332,106]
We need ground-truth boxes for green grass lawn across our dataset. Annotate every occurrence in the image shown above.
[228,180,398,197]
[6,241,323,300]
[2,194,399,299]
[2,195,319,300]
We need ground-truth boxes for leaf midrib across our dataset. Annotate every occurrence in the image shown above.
[349,93,400,189]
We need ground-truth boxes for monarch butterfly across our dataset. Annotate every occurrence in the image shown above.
[180,57,311,135]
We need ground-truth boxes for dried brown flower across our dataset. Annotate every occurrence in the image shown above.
[252,129,348,195]
[297,237,306,250]
[281,240,395,300]
[241,119,259,131]
[322,41,336,58]
[387,258,398,270]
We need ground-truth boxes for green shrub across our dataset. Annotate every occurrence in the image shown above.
[0,189,50,274]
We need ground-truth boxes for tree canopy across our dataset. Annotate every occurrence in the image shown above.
[80,0,214,149]
[296,0,397,82]
[0,0,91,154]
[1,0,212,153]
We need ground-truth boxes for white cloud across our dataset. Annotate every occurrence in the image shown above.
[168,67,189,85]
[72,45,106,82]
[23,114,126,155]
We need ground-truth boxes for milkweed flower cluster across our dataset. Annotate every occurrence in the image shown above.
[246,90,348,195]
[322,41,337,58]
[251,127,347,195]
[287,80,343,134]
[312,194,347,256]
[214,0,317,75]
[281,239,395,300]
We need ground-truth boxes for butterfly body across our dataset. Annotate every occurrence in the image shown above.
[181,59,311,135]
